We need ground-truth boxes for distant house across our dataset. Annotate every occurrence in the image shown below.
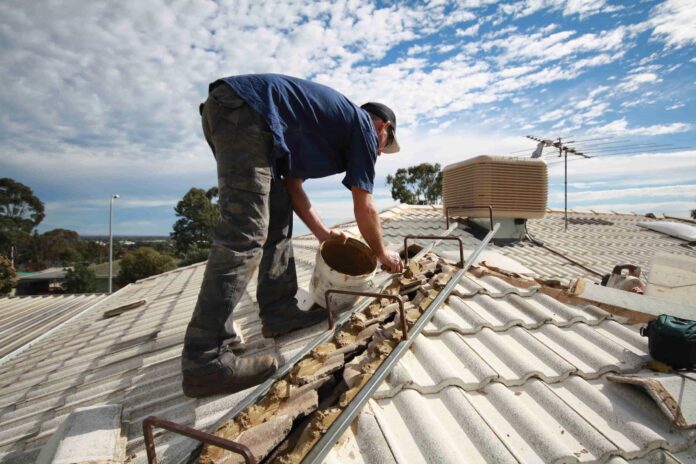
[15,260,121,295]
[15,268,67,295]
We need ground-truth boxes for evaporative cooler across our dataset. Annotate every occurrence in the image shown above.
[442,155,548,239]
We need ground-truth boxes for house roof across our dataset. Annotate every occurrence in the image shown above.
[379,206,696,284]
[0,294,107,360]
[325,272,696,463]
[0,204,694,463]
[16,268,66,281]
[0,244,330,464]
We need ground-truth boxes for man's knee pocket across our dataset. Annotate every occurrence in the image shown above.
[216,177,272,247]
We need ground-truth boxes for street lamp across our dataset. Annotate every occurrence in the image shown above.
[109,194,119,294]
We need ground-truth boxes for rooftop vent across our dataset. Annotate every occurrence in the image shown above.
[443,155,548,221]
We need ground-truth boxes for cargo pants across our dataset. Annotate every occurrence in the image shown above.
[182,83,298,371]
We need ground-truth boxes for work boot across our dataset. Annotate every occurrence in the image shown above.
[261,306,328,338]
[182,351,277,398]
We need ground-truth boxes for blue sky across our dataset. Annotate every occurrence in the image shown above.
[1,0,694,237]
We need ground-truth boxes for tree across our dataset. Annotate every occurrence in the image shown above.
[691,209,696,220]
[0,178,45,258]
[178,243,211,266]
[24,229,83,270]
[117,247,176,285]
[63,263,97,293]
[171,187,219,255]
[0,256,17,296]
[386,163,443,205]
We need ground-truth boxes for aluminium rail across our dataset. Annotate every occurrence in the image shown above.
[175,225,461,464]
[302,223,500,463]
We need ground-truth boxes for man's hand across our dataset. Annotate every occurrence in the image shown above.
[318,229,349,244]
[378,249,404,273]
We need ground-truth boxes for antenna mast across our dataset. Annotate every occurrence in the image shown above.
[526,135,590,231]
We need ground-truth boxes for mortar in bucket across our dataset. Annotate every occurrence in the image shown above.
[309,237,378,311]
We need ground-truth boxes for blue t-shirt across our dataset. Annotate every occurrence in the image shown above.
[218,74,379,193]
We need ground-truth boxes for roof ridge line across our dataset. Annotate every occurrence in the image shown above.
[133,260,206,284]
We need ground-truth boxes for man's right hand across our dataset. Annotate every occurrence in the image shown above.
[378,250,404,273]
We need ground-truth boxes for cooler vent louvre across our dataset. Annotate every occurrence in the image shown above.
[443,155,548,219]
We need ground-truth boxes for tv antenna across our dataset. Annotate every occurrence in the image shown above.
[527,135,591,231]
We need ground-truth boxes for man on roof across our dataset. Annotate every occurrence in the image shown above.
[182,73,403,398]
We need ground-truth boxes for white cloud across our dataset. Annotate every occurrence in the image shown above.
[544,151,696,216]
[617,72,662,92]
[46,198,179,211]
[500,0,614,19]
[483,26,631,67]
[1,0,694,232]
[407,44,433,55]
[456,23,480,37]
[666,103,685,110]
[638,52,661,65]
[547,151,696,182]
[589,85,611,97]
[562,200,695,216]
[538,108,570,123]
[620,97,656,109]
[554,183,696,202]
[651,0,696,48]
[589,118,691,136]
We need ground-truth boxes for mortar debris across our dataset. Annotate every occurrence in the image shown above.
[272,408,342,464]
[197,250,453,464]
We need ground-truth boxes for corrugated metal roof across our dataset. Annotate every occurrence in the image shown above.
[15,268,66,281]
[0,294,107,360]
[0,242,326,464]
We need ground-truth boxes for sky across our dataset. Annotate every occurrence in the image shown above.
[1,0,695,237]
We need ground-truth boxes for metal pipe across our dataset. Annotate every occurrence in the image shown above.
[324,290,407,339]
[142,416,255,464]
[108,194,119,294]
[563,142,567,231]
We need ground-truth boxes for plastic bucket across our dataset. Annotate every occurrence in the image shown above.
[309,238,377,310]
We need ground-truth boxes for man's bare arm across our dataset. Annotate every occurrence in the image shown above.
[284,178,346,243]
[352,186,403,272]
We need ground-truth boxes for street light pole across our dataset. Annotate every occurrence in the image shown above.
[109,194,119,294]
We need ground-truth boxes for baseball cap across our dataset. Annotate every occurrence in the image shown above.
[360,102,400,154]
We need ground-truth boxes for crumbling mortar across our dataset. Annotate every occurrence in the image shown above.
[198,251,450,464]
